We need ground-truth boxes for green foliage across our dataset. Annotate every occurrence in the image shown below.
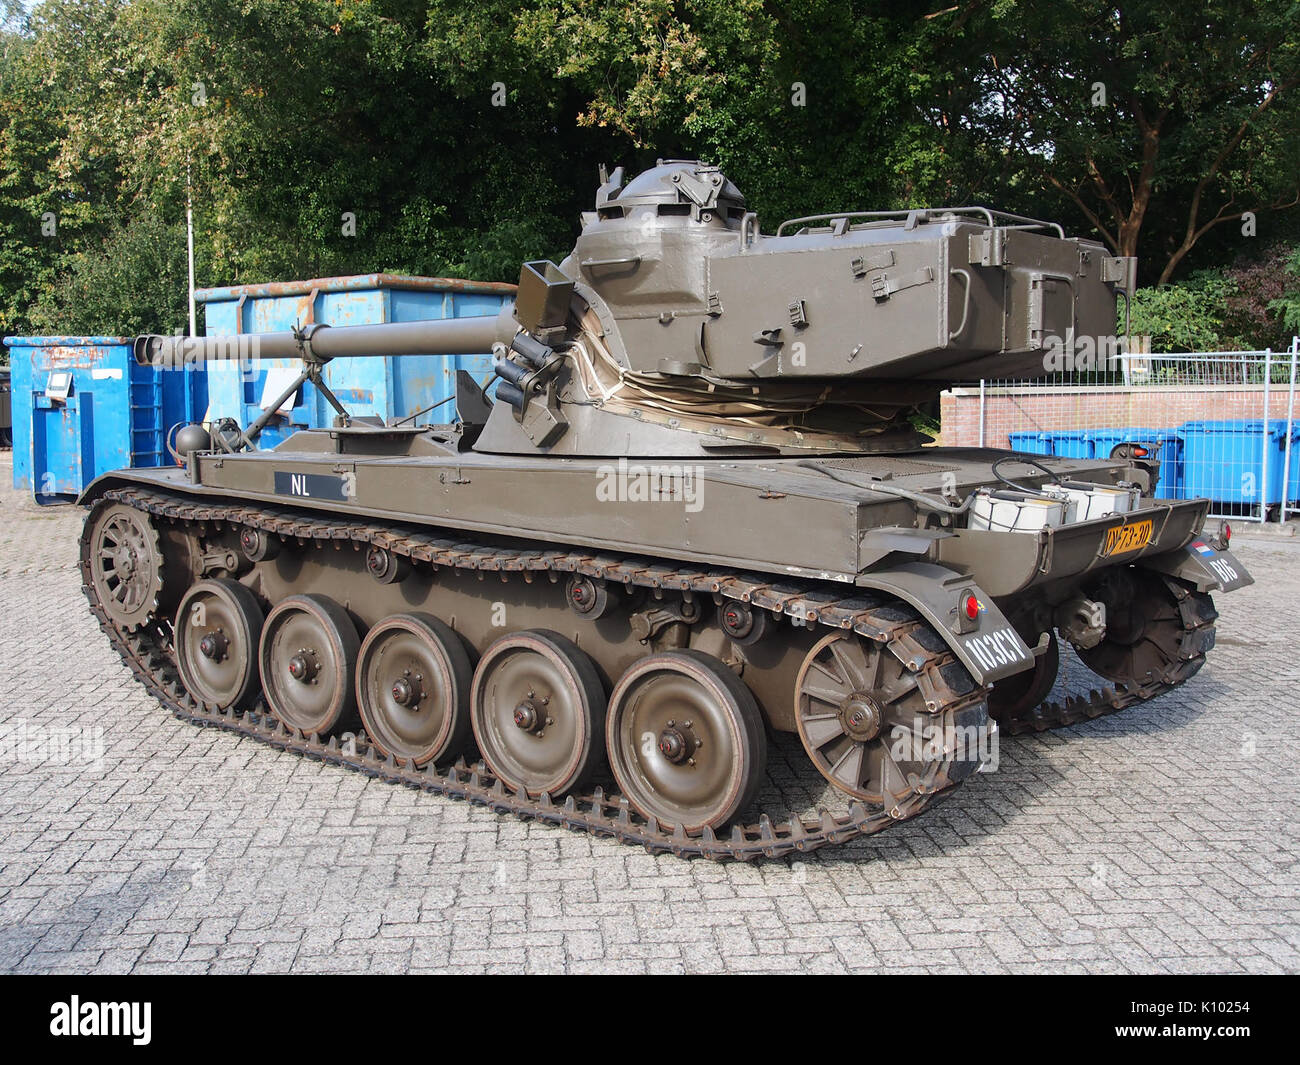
[923,0,1300,285]
[907,408,940,441]
[0,0,1297,342]
[1125,241,1300,353]
[1221,241,1299,352]
[1268,248,1300,336]
[1128,273,1246,352]
[30,211,189,334]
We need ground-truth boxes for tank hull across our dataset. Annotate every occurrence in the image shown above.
[78,458,1236,857]
[83,434,1250,692]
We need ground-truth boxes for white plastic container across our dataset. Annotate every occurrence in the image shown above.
[1042,482,1139,521]
[968,491,1070,534]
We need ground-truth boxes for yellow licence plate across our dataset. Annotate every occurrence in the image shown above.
[1102,519,1154,557]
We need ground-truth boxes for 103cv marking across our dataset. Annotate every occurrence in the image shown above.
[962,626,1030,674]
[1102,518,1154,557]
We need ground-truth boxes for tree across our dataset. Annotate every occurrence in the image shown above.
[927,0,1300,284]
[1269,248,1300,338]
[30,212,189,334]
[5,0,1299,339]
[420,0,953,227]
[0,0,107,336]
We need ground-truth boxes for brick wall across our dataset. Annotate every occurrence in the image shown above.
[940,385,1297,449]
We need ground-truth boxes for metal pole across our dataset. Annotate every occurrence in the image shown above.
[978,379,986,449]
[1284,337,1298,521]
[1261,349,1271,523]
[186,161,197,338]
[240,369,312,448]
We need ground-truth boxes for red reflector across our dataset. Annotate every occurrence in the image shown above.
[1224,523,1232,543]
[1133,446,1149,458]
[964,594,980,620]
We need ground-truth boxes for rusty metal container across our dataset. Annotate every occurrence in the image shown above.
[198,274,514,447]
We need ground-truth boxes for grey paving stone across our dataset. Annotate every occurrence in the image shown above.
[0,453,1296,974]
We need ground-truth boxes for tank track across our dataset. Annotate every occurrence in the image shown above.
[79,486,1204,859]
[992,578,1218,736]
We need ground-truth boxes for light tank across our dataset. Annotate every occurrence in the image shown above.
[80,161,1252,859]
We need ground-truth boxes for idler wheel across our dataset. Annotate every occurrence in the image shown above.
[1077,569,1215,687]
[356,613,473,767]
[605,650,765,833]
[470,630,605,797]
[86,503,164,631]
[259,594,360,737]
[795,632,960,805]
[175,578,265,711]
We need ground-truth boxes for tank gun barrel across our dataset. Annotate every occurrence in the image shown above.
[134,304,516,367]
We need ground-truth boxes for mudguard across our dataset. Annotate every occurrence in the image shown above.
[855,561,1034,686]
[1139,538,1254,593]
[78,468,174,506]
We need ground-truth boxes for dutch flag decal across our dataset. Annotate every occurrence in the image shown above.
[1191,541,1215,557]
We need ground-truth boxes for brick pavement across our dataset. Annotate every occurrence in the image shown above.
[0,453,1296,974]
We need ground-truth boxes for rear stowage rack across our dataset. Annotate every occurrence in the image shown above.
[775,207,1066,239]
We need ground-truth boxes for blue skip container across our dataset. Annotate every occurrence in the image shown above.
[1007,426,1183,497]
[1049,430,1092,458]
[5,336,207,503]
[1088,427,1182,498]
[1008,430,1054,455]
[199,274,514,448]
[1178,419,1296,505]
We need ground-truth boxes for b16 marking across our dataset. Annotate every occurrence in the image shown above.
[1207,556,1238,584]
[273,471,349,502]
[962,625,1030,673]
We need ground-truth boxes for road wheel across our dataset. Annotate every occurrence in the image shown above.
[470,629,605,797]
[259,594,360,736]
[605,650,766,834]
[357,613,473,766]
[175,578,264,711]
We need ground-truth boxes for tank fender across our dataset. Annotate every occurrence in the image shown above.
[1138,540,1254,593]
[854,561,1034,686]
[77,470,165,507]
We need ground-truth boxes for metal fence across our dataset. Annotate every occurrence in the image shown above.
[959,337,1300,523]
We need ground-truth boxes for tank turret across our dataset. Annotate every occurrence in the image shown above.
[137,160,1136,458]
